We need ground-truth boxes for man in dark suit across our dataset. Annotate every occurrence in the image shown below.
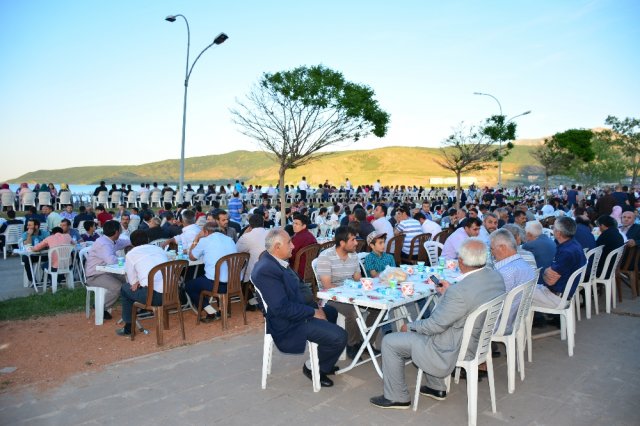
[370,238,506,409]
[252,229,347,388]
[595,215,625,276]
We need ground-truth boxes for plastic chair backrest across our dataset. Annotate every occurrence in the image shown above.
[457,294,506,365]
[423,241,444,267]
[110,191,122,204]
[22,192,36,207]
[311,258,322,290]
[97,191,108,204]
[2,192,15,206]
[253,283,269,315]
[433,229,452,245]
[163,192,174,203]
[584,246,603,284]
[213,253,250,295]
[292,243,321,283]
[58,191,71,205]
[144,260,188,306]
[493,273,538,337]
[408,232,432,261]
[386,233,405,265]
[48,245,74,273]
[37,192,51,206]
[78,246,92,285]
[4,224,23,245]
[559,264,587,306]
[127,191,137,204]
[596,246,625,281]
[357,252,369,278]
[139,191,150,204]
[318,240,335,253]
[150,192,161,203]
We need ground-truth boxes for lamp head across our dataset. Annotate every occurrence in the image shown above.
[213,33,229,45]
[165,15,177,22]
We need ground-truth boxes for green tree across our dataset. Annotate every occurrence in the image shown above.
[480,114,516,161]
[603,115,640,185]
[532,129,595,198]
[231,65,390,225]
[571,135,626,186]
[435,123,501,208]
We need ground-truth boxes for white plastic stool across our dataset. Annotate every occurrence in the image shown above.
[86,286,108,325]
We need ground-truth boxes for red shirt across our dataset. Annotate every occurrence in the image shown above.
[97,211,113,226]
[291,229,317,279]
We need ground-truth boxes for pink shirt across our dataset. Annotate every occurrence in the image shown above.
[33,233,73,268]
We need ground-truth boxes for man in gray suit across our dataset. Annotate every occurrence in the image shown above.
[370,238,506,409]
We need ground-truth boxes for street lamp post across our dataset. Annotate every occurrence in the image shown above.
[165,14,228,197]
[474,92,530,188]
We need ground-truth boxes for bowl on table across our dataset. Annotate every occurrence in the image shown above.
[360,277,374,291]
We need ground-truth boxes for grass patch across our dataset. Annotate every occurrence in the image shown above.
[0,288,88,321]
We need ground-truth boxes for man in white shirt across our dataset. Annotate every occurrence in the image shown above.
[236,214,268,282]
[345,178,352,199]
[161,210,201,252]
[116,230,169,336]
[372,203,394,246]
[373,179,381,201]
[414,212,442,238]
[298,176,309,202]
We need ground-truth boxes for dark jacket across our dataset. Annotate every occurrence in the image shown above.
[596,227,624,277]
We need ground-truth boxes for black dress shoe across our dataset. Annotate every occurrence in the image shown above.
[369,395,411,409]
[454,368,487,381]
[326,365,340,376]
[419,385,447,400]
[302,364,333,387]
[115,327,131,337]
[103,311,112,320]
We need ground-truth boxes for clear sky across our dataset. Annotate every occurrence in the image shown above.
[1,0,638,181]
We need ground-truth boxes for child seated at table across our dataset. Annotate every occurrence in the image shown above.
[363,231,395,278]
[81,221,100,243]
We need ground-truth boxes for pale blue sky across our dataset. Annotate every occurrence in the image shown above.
[1,0,638,181]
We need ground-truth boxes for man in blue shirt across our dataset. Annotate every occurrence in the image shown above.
[532,217,586,309]
[227,191,243,224]
[186,222,238,320]
[523,220,556,279]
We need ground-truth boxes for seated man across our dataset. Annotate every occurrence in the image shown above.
[252,229,347,388]
[95,205,113,226]
[478,212,498,245]
[532,217,586,309]
[441,217,482,259]
[501,224,537,269]
[490,229,536,331]
[363,231,395,278]
[414,212,442,238]
[317,226,380,358]
[21,218,50,283]
[594,215,624,276]
[73,205,94,229]
[185,222,238,319]
[162,210,200,252]
[116,230,169,337]
[522,220,557,277]
[42,204,62,230]
[393,205,422,258]
[85,220,132,320]
[60,218,81,242]
[31,226,73,284]
[370,238,505,409]
[0,210,23,252]
[80,220,100,243]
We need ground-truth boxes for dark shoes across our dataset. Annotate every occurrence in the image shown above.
[302,364,333,387]
[103,311,112,320]
[454,368,488,381]
[346,343,361,359]
[115,327,131,337]
[202,312,221,323]
[369,395,411,409]
[419,385,447,401]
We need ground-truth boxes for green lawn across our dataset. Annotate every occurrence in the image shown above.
[0,288,88,321]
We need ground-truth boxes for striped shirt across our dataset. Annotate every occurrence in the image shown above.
[363,252,396,276]
[316,246,359,290]
[396,218,422,255]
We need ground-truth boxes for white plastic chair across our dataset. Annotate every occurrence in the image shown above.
[78,247,107,325]
[126,191,138,208]
[423,241,444,267]
[491,275,537,394]
[37,191,52,207]
[150,238,168,247]
[184,192,194,205]
[56,191,72,210]
[95,191,108,208]
[1,192,15,210]
[253,285,321,392]
[357,252,369,278]
[3,224,23,259]
[526,265,586,359]
[541,228,554,239]
[150,192,162,207]
[20,192,36,210]
[174,192,184,205]
[163,191,174,206]
[109,191,122,208]
[43,245,75,293]
[592,246,625,315]
[575,246,603,320]
[413,294,506,426]
[138,191,150,207]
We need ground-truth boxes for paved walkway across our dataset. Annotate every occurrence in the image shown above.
[1,281,639,425]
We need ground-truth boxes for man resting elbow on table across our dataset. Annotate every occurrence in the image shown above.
[116,230,169,336]
[252,229,347,388]
[317,226,382,359]
[370,238,505,409]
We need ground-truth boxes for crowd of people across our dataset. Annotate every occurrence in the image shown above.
[2,177,640,410]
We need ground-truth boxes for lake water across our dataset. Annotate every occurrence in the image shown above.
[8,184,146,195]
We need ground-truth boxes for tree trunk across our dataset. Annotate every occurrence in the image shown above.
[544,173,549,203]
[455,172,461,209]
[279,166,287,227]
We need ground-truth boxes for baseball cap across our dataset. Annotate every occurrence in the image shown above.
[366,231,386,245]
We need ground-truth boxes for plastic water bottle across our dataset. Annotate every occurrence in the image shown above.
[177,243,184,259]
[18,238,24,251]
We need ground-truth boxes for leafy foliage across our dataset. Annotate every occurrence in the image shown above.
[480,115,517,161]
[571,135,627,185]
[603,115,640,185]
